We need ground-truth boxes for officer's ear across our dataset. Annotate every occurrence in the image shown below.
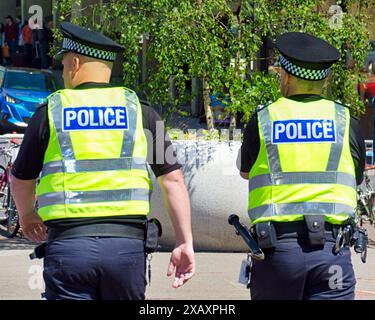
[280,68,290,95]
[281,68,290,85]
[71,54,81,74]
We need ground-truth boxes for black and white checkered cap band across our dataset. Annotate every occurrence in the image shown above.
[62,38,117,61]
[279,55,329,81]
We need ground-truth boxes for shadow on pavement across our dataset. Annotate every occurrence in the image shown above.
[0,226,36,250]
[364,221,375,248]
[369,239,375,248]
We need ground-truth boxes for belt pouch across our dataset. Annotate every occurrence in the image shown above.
[255,222,277,249]
[304,215,325,246]
[145,218,162,254]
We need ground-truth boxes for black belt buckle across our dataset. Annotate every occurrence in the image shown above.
[304,215,325,247]
[145,218,162,254]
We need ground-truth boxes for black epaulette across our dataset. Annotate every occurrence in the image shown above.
[139,99,151,107]
[251,101,273,117]
[328,99,359,120]
[333,99,352,110]
[37,102,47,110]
[322,97,352,110]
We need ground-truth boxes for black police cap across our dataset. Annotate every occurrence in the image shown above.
[276,32,341,81]
[55,22,124,62]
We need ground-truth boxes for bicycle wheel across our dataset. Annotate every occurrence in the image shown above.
[365,178,375,226]
[0,165,8,225]
[5,187,20,238]
[370,199,375,226]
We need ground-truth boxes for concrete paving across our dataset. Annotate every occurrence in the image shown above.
[0,225,375,300]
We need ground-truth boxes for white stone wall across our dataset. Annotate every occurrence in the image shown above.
[150,140,249,252]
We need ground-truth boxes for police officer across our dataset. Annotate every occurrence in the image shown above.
[239,32,366,300]
[11,22,195,300]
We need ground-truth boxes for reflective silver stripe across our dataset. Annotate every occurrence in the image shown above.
[258,107,282,173]
[38,188,150,207]
[41,157,147,176]
[326,103,346,171]
[49,94,75,160]
[248,202,355,220]
[121,90,138,157]
[249,171,356,192]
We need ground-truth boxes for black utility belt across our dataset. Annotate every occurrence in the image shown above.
[252,216,346,249]
[30,219,163,260]
[273,221,341,238]
[47,222,146,242]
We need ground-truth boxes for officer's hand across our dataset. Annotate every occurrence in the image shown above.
[167,243,195,288]
[19,212,46,243]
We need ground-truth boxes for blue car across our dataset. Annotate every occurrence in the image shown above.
[0,66,60,133]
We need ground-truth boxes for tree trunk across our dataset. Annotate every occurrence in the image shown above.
[229,5,243,132]
[141,34,149,84]
[71,0,82,22]
[202,75,214,131]
[229,111,236,129]
[198,0,214,130]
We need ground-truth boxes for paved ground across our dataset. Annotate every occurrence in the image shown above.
[0,223,375,300]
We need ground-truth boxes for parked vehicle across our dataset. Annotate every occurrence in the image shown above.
[364,40,375,73]
[0,66,59,133]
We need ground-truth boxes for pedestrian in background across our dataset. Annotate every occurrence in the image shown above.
[15,16,23,53]
[4,16,18,65]
[0,23,4,65]
[45,20,54,69]
[30,19,42,68]
[32,21,49,69]
[22,20,33,67]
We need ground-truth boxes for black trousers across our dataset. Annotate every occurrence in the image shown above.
[43,237,146,300]
[250,239,356,300]
[24,44,33,68]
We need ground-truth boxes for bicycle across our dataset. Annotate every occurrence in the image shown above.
[0,140,21,238]
[356,171,375,227]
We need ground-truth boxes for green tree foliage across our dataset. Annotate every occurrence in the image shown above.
[54,0,372,129]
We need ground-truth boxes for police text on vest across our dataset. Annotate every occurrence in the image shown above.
[272,119,336,144]
[62,106,129,131]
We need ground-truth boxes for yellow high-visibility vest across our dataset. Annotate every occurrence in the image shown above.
[37,87,152,222]
[248,97,356,225]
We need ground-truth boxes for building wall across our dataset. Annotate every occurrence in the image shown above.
[0,1,16,22]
